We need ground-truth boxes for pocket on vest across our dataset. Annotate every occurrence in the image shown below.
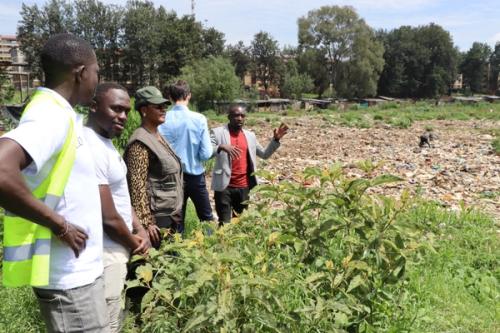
[149,181,178,214]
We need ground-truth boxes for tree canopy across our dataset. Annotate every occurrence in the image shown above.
[377,24,458,98]
[460,42,492,94]
[298,5,384,98]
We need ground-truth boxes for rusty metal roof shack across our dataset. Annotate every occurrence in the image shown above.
[300,98,333,110]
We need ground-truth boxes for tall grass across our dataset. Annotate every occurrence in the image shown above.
[388,202,499,332]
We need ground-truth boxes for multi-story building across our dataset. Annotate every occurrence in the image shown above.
[0,35,17,62]
[0,35,31,97]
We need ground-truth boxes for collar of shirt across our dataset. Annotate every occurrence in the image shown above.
[171,104,190,112]
[37,87,74,112]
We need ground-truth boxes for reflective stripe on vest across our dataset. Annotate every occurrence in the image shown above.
[2,90,77,287]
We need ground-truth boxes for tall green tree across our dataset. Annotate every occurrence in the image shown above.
[298,5,384,98]
[296,48,330,97]
[122,0,161,88]
[178,56,241,110]
[157,13,225,86]
[202,27,225,57]
[378,24,458,98]
[489,43,500,93]
[250,31,284,94]
[280,59,314,99]
[225,41,251,80]
[17,0,73,80]
[73,0,123,82]
[460,42,492,94]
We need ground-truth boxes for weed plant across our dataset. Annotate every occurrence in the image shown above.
[123,166,448,332]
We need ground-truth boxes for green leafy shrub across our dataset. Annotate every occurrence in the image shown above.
[178,56,241,111]
[128,165,428,332]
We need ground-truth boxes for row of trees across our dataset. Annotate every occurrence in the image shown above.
[16,0,500,104]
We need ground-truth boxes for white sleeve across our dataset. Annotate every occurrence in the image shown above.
[93,149,110,186]
[2,104,69,175]
[83,128,110,185]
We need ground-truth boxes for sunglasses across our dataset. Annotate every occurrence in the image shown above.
[149,104,166,110]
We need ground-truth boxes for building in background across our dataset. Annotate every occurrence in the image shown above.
[0,35,31,102]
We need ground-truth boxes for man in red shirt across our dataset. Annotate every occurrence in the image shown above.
[210,104,288,224]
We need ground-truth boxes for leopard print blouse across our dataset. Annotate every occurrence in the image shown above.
[125,142,155,227]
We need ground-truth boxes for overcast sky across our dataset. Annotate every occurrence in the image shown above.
[1,0,499,51]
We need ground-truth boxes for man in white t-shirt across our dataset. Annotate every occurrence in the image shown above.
[84,82,150,332]
[0,34,108,332]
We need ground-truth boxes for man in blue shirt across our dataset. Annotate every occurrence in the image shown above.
[158,80,214,231]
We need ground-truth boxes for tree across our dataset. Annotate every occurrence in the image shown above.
[460,42,491,94]
[335,24,384,98]
[298,5,384,98]
[489,43,500,93]
[156,13,225,86]
[297,48,330,97]
[73,0,123,82]
[281,68,314,100]
[178,56,241,110]
[225,41,252,80]
[17,0,74,80]
[122,0,161,88]
[202,27,225,57]
[250,31,283,94]
[378,24,458,98]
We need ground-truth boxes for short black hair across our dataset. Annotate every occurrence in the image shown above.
[41,33,95,82]
[169,80,190,102]
[94,82,128,103]
[228,103,246,114]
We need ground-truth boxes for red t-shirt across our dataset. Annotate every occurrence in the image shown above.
[229,130,249,188]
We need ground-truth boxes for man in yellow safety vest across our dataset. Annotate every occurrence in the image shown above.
[0,33,108,332]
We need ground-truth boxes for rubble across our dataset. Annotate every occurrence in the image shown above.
[237,117,500,219]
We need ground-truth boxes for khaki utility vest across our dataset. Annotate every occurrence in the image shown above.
[125,127,183,218]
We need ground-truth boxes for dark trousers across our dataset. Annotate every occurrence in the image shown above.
[180,173,213,232]
[214,187,250,225]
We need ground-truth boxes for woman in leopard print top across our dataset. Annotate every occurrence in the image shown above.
[124,86,183,248]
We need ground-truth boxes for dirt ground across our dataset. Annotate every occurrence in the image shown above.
[215,116,500,220]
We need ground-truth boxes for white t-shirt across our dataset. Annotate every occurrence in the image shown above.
[83,127,133,262]
[2,87,103,290]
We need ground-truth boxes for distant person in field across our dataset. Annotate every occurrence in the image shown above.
[210,104,288,224]
[158,80,214,231]
[0,33,108,332]
[125,86,183,247]
[84,83,151,332]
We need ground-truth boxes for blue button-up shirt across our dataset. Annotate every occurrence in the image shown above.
[158,105,213,175]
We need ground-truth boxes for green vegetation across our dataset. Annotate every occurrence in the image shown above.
[319,101,500,129]
[492,138,500,155]
[0,162,498,332]
[178,56,241,111]
[122,166,497,332]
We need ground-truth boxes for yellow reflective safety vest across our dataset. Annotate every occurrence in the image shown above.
[2,90,77,287]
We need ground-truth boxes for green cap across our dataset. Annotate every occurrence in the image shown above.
[134,86,169,109]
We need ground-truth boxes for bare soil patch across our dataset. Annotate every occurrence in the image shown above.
[221,116,500,219]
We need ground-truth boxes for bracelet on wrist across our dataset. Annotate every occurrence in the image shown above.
[56,220,69,238]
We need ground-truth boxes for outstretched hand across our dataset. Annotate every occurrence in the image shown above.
[273,123,289,141]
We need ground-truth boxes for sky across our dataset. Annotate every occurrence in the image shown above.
[1,0,499,52]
